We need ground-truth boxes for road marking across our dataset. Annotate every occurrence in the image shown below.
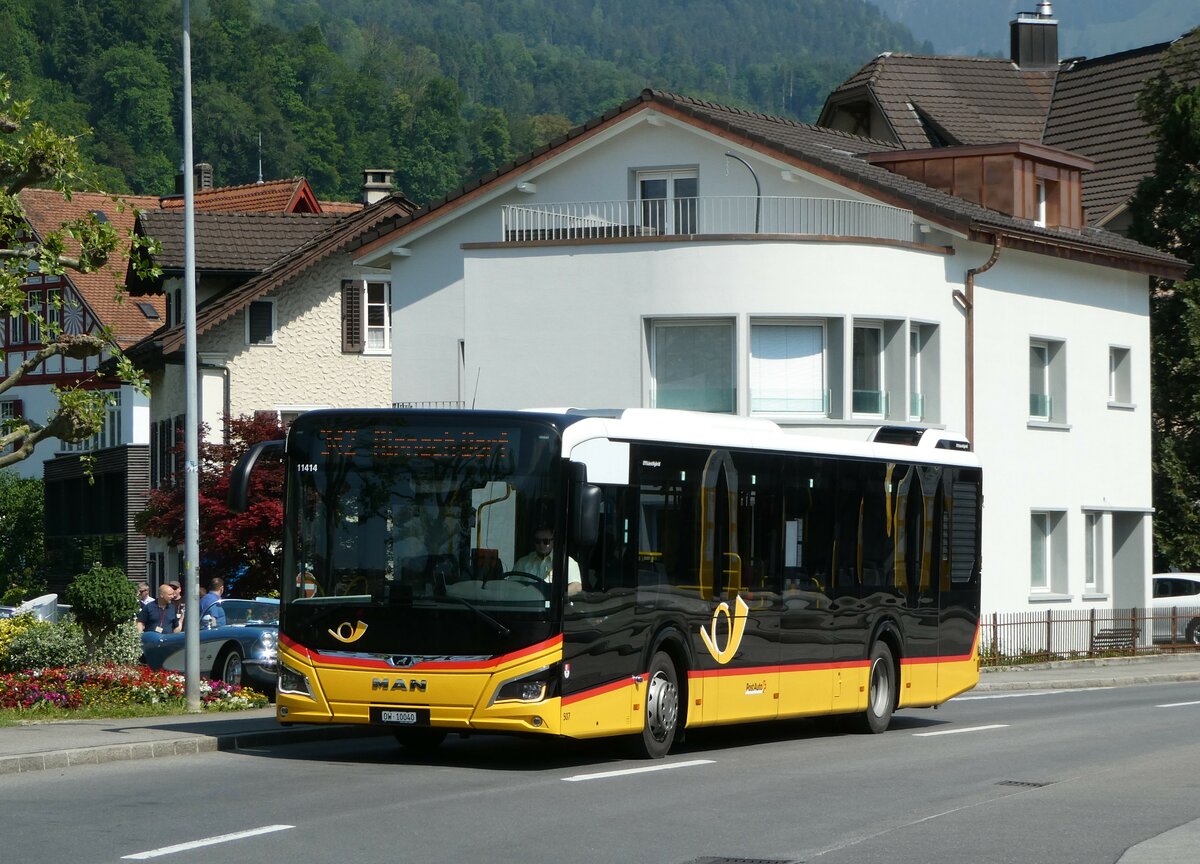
[1157,699,1200,708]
[913,724,1008,737]
[563,759,715,782]
[956,686,1114,701]
[122,825,295,859]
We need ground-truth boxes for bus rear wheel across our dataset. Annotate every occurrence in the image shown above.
[633,652,680,759]
[856,641,896,734]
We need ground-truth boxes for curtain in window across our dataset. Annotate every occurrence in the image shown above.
[750,324,824,412]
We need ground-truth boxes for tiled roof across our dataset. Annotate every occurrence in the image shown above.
[137,211,343,273]
[316,199,366,215]
[350,89,1183,278]
[1045,30,1200,225]
[18,189,166,348]
[824,55,1056,148]
[157,177,313,213]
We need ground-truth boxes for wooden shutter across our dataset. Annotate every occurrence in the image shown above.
[342,279,364,353]
[149,421,159,488]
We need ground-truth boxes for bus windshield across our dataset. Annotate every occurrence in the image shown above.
[284,414,564,624]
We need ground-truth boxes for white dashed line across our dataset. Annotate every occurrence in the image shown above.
[913,724,1009,737]
[122,825,295,859]
[563,759,715,782]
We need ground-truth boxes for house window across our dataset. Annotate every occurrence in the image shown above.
[365,281,391,352]
[852,322,885,416]
[60,391,122,453]
[637,169,698,235]
[650,319,734,413]
[1035,180,1047,227]
[750,322,826,414]
[1085,512,1104,594]
[1029,338,1066,423]
[1,399,22,456]
[246,300,275,345]
[341,279,391,354]
[1109,345,1131,405]
[1030,510,1066,595]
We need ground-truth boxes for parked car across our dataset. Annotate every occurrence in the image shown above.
[1151,574,1200,644]
[140,598,279,692]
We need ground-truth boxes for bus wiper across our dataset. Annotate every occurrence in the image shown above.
[441,594,511,639]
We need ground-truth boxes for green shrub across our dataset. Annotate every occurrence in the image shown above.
[2,618,87,672]
[0,614,36,668]
[88,620,143,665]
[65,565,138,631]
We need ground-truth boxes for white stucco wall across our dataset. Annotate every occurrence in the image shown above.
[151,253,392,435]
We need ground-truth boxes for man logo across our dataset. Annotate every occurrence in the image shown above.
[372,678,428,692]
[699,594,750,664]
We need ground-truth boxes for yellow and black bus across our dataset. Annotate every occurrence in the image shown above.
[230,408,981,758]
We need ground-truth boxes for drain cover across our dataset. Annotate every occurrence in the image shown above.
[996,779,1053,788]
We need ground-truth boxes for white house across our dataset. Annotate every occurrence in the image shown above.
[342,89,1184,615]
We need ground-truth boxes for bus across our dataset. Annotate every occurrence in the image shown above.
[229,408,982,758]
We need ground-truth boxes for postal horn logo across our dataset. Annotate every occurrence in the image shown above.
[329,620,368,644]
[699,594,750,664]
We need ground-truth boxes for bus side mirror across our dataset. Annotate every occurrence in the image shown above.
[228,439,285,512]
[572,483,601,550]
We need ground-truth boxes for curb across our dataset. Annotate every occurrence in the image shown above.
[0,724,393,776]
[973,670,1200,692]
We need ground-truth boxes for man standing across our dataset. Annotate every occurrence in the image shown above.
[199,577,226,627]
[137,584,181,634]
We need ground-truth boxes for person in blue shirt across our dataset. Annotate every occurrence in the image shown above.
[137,584,181,634]
[198,577,226,627]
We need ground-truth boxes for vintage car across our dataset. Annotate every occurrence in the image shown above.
[140,598,279,693]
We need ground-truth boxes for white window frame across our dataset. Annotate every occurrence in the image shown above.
[852,321,886,417]
[1029,337,1067,425]
[1084,512,1105,595]
[1108,345,1132,407]
[1030,509,1068,597]
[749,319,827,415]
[635,168,698,235]
[1035,180,1047,227]
[364,280,392,354]
[246,299,276,346]
[648,318,735,414]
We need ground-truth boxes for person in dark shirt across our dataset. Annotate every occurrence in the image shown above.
[198,577,226,627]
[137,584,181,634]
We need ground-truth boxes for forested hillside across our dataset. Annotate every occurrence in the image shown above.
[0,0,927,205]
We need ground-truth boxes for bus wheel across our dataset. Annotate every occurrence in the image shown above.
[857,641,896,734]
[394,729,448,752]
[636,652,680,759]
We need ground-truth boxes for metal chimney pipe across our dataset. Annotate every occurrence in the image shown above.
[1036,1,1053,16]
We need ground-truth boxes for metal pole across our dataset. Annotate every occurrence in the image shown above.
[182,0,201,712]
[724,152,761,233]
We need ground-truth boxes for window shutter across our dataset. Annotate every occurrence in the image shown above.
[149,421,159,488]
[342,279,364,353]
[247,301,274,345]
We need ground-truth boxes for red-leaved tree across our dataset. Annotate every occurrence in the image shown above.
[136,414,285,597]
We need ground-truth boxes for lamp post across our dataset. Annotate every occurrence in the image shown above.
[725,152,761,233]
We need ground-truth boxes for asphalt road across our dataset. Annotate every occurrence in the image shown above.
[4,682,1199,864]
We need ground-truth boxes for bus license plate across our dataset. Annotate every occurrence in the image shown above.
[371,706,430,726]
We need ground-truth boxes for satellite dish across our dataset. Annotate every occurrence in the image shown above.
[16,594,58,621]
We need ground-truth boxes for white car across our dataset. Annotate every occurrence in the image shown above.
[1151,574,1200,645]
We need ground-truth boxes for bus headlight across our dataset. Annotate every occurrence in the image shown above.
[278,660,313,698]
[492,665,559,705]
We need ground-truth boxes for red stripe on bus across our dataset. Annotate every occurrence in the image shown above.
[562,676,635,706]
[284,634,563,671]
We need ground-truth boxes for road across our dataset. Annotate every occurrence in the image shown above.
[4,682,1199,864]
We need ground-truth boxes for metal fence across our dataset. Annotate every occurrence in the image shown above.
[980,606,1200,666]
[501,196,916,244]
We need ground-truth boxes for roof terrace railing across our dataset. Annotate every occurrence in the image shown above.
[501,196,915,244]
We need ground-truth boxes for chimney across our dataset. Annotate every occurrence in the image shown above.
[362,169,394,205]
[174,162,216,195]
[1010,3,1058,69]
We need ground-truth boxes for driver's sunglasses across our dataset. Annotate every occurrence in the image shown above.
[535,537,553,545]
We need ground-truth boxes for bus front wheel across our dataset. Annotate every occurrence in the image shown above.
[857,641,896,734]
[634,652,680,759]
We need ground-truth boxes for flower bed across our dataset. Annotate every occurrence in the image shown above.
[0,664,269,712]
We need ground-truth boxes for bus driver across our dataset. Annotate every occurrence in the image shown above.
[514,527,582,595]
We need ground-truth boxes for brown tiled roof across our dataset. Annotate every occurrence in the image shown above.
[157,177,321,214]
[349,89,1185,279]
[18,189,166,348]
[132,195,417,359]
[317,199,365,215]
[1045,30,1200,226]
[823,55,1056,148]
[137,211,343,274]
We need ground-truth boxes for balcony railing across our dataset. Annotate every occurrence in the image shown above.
[501,197,916,244]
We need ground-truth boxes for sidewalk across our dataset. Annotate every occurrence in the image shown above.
[2,654,1198,776]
